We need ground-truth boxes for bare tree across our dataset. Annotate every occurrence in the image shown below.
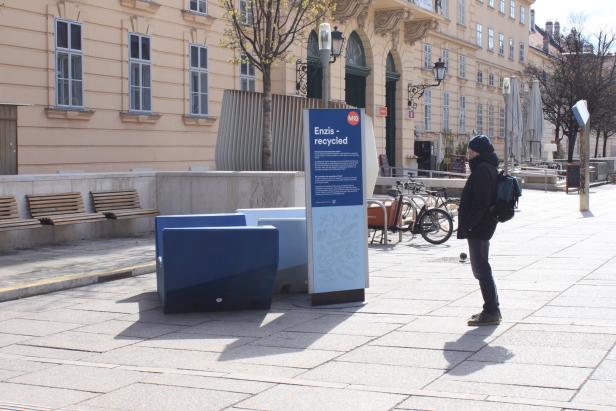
[221,0,333,171]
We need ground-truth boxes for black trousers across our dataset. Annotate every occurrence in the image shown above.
[467,238,500,313]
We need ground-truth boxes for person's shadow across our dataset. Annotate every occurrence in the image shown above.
[443,326,514,376]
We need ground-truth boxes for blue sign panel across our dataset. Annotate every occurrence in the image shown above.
[308,109,364,208]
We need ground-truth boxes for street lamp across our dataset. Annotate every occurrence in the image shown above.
[318,23,345,108]
[407,59,447,110]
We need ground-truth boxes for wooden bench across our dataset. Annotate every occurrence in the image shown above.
[91,189,158,220]
[0,196,41,231]
[26,192,106,226]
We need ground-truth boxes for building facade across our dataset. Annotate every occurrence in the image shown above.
[0,0,541,174]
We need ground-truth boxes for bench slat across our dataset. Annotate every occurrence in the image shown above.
[91,190,157,220]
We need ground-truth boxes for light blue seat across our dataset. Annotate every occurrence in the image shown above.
[236,207,305,226]
[257,218,308,293]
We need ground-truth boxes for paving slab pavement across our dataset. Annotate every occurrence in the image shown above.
[0,186,615,409]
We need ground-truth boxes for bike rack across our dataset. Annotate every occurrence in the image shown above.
[367,199,388,244]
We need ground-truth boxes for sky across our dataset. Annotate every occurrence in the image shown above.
[532,0,616,35]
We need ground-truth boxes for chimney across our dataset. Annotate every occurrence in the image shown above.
[543,33,549,52]
[554,21,561,38]
[546,21,554,37]
[530,10,536,32]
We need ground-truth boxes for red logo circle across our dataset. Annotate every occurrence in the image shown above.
[347,111,360,126]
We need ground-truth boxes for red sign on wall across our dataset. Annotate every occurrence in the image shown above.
[377,106,388,117]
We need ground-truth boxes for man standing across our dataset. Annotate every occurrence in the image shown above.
[458,135,500,326]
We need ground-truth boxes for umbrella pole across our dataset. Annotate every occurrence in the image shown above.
[504,99,509,174]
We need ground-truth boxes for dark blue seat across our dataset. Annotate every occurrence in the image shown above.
[155,214,247,297]
[159,226,279,313]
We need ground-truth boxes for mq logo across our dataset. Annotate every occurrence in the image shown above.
[347,111,360,126]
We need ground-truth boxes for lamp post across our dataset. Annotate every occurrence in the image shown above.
[502,77,511,174]
[318,24,345,108]
[407,59,447,111]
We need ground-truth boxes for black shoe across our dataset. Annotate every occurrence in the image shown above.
[468,311,502,326]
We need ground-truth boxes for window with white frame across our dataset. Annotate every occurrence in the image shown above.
[488,105,495,137]
[498,33,505,55]
[519,42,525,63]
[488,0,494,7]
[189,0,207,14]
[489,72,495,86]
[459,96,466,132]
[499,0,505,13]
[129,33,151,112]
[240,53,256,91]
[239,0,253,25]
[189,44,208,115]
[443,92,450,131]
[55,19,83,108]
[476,23,483,47]
[476,103,483,134]
[488,28,494,51]
[442,48,449,72]
[520,5,526,24]
[440,0,449,18]
[424,89,432,131]
[509,37,514,59]
[459,54,466,78]
[477,69,483,84]
[424,43,432,69]
[457,0,465,24]
[499,106,505,136]
[510,0,515,18]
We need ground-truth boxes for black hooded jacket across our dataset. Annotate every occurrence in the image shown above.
[457,151,499,241]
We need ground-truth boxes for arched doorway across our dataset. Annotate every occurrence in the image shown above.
[345,32,370,108]
[306,31,323,99]
[385,52,400,167]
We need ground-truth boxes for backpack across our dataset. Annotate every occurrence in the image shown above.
[490,171,522,223]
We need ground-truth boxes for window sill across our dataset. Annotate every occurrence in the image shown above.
[181,9,215,27]
[120,111,161,124]
[183,115,217,126]
[45,107,95,121]
[119,0,161,13]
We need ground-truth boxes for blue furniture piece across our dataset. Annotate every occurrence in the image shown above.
[155,213,247,299]
[257,218,308,293]
[159,226,279,313]
[236,207,305,226]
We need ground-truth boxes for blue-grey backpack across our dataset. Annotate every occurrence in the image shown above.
[490,171,522,223]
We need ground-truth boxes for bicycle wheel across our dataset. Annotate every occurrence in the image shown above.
[418,208,453,245]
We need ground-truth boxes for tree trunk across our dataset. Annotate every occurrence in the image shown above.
[555,121,563,158]
[261,64,273,171]
[594,129,601,158]
[603,130,609,158]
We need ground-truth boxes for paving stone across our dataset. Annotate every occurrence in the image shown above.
[492,329,616,350]
[441,361,592,389]
[0,344,93,360]
[80,382,248,411]
[370,331,494,352]
[396,395,560,410]
[425,379,575,402]
[119,310,213,326]
[300,361,443,389]
[143,373,274,394]
[0,382,97,409]
[287,314,401,336]
[21,331,139,353]
[76,320,184,339]
[0,333,29,348]
[0,368,25,381]
[397,316,513,336]
[138,333,256,353]
[8,364,150,393]
[534,306,616,321]
[592,360,616,381]
[16,308,123,325]
[0,357,56,373]
[336,298,448,316]
[470,344,607,368]
[575,380,616,406]
[338,345,471,370]
[513,322,616,335]
[218,344,341,369]
[251,331,373,352]
[236,384,406,411]
[68,298,160,314]
[427,306,535,321]
[0,318,81,336]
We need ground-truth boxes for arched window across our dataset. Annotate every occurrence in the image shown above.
[346,32,366,68]
[307,31,319,60]
[306,30,322,99]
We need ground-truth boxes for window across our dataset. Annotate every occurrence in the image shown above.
[459,54,466,78]
[498,33,505,55]
[489,72,495,86]
[509,37,514,59]
[189,0,207,14]
[476,103,483,134]
[459,96,466,132]
[499,0,505,13]
[442,48,449,73]
[510,0,515,18]
[519,42,525,63]
[239,0,253,25]
[443,92,450,131]
[477,70,483,84]
[424,89,432,131]
[457,0,465,24]
[499,75,504,89]
[240,53,256,91]
[55,20,83,108]
[520,5,526,24]
[189,44,208,115]
[424,43,432,69]
[476,23,483,47]
[499,106,505,137]
[129,33,151,112]
[440,0,449,18]
[488,0,494,7]
[488,28,494,51]
[488,105,495,137]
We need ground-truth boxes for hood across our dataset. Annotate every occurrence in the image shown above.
[469,151,499,172]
